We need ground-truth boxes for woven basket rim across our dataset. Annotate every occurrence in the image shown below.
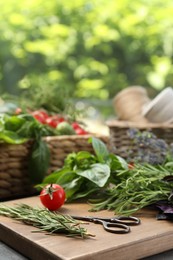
[106,119,173,129]
[43,133,108,142]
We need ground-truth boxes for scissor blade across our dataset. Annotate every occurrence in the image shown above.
[71,215,94,222]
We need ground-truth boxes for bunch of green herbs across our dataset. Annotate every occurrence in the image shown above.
[38,137,128,201]
[0,113,56,183]
[39,134,173,215]
[0,203,93,238]
[89,163,173,215]
[1,85,71,114]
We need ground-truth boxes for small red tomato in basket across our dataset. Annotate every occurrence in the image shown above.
[71,122,89,135]
[75,127,88,135]
[46,115,65,128]
[40,184,66,211]
[32,110,49,124]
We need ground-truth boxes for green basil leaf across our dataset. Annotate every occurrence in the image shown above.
[28,139,50,184]
[18,114,35,121]
[76,163,110,187]
[71,186,99,200]
[4,116,26,132]
[110,154,128,170]
[90,137,109,163]
[51,170,84,199]
[75,151,95,160]
[17,121,39,138]
[55,171,79,187]
[41,167,72,184]
[0,130,28,144]
[63,177,83,199]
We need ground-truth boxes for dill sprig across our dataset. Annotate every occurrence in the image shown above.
[0,204,94,238]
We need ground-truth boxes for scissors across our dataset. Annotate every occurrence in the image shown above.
[71,215,140,234]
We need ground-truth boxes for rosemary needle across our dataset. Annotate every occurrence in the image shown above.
[0,203,94,238]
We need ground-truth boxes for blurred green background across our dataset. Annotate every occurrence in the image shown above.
[0,0,173,120]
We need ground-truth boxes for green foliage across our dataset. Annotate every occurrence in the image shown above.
[39,137,128,201]
[1,0,173,107]
[28,138,50,184]
[0,204,92,238]
[0,113,56,183]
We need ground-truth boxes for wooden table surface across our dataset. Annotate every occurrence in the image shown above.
[1,196,173,260]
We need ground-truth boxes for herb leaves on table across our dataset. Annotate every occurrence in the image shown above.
[0,203,93,238]
[38,137,128,201]
[38,133,173,216]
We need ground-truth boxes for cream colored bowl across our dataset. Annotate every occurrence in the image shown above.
[142,87,173,123]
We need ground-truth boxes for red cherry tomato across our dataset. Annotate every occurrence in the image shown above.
[40,184,66,211]
[75,128,88,135]
[71,122,81,130]
[71,122,88,135]
[32,110,49,124]
[46,115,65,128]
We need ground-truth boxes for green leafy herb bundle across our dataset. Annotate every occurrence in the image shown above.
[0,113,56,183]
[38,137,128,201]
[39,136,173,216]
[89,163,173,215]
[0,203,93,238]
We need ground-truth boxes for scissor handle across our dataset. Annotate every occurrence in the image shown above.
[114,216,140,226]
[94,219,130,234]
[97,216,140,226]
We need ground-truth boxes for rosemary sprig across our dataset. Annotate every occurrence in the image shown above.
[0,204,94,238]
[89,163,173,215]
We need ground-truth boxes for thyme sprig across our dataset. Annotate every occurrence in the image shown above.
[0,204,94,238]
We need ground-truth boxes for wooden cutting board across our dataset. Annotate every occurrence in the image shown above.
[0,196,173,260]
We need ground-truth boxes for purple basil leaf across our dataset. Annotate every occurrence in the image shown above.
[156,203,173,214]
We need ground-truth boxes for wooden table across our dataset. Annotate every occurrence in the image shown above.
[1,196,173,260]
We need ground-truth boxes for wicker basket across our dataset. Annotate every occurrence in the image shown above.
[107,120,173,159]
[0,134,109,201]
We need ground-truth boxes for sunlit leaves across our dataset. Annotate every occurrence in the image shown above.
[1,0,173,100]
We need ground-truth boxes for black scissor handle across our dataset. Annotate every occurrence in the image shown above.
[94,219,130,234]
[114,216,140,226]
[97,216,140,226]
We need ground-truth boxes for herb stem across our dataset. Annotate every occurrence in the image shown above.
[0,204,94,238]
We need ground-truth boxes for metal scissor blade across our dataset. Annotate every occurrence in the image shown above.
[71,215,95,222]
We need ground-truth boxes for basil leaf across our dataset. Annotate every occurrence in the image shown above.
[75,151,95,160]
[18,114,35,121]
[41,168,72,184]
[71,186,99,200]
[4,116,26,132]
[17,121,39,138]
[0,130,28,144]
[28,139,50,184]
[90,137,109,163]
[110,154,128,170]
[63,177,83,199]
[76,163,110,187]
